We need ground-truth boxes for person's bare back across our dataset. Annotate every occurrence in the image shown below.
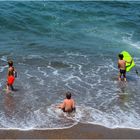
[57,92,75,113]
[60,98,75,112]
[8,66,15,76]
[118,54,126,81]
[118,59,126,70]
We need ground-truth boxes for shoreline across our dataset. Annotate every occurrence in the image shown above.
[0,123,140,139]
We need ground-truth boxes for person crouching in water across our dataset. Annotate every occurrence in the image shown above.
[118,54,126,81]
[6,60,17,93]
[57,92,76,113]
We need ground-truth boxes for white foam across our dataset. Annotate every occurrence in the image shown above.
[63,74,74,82]
[0,56,7,62]
[66,52,87,58]
[36,77,45,85]
[0,65,8,72]
[128,41,140,50]
[37,67,47,77]
[77,64,84,75]
[26,55,43,59]
[122,34,140,50]
[0,102,140,130]
[24,70,33,78]
[0,123,78,131]
[53,70,58,76]
[75,106,140,129]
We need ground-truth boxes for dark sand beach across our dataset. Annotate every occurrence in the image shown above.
[0,123,140,139]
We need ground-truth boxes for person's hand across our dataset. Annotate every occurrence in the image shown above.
[55,104,62,109]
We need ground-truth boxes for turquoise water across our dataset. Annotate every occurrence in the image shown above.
[0,1,140,129]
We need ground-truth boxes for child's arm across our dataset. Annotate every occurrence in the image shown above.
[56,104,62,108]
[118,61,120,69]
[7,68,10,80]
[13,67,17,78]
[125,59,132,64]
[72,99,75,110]
[56,100,65,109]
[13,67,17,72]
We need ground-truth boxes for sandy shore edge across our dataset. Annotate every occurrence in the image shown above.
[0,123,140,139]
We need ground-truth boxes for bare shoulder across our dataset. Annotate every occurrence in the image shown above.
[71,99,75,102]
[9,67,14,71]
[63,99,67,102]
[118,60,120,63]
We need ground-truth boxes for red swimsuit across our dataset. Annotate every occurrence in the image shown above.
[7,75,15,85]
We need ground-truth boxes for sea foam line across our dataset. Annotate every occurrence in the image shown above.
[0,122,78,131]
[0,121,140,131]
[82,121,140,130]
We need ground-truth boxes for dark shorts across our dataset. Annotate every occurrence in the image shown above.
[120,69,126,74]
[120,69,126,75]
[62,108,76,113]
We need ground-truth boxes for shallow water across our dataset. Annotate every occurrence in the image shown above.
[0,1,140,130]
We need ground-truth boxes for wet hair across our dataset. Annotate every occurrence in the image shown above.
[66,92,71,99]
[118,54,123,60]
[8,60,13,67]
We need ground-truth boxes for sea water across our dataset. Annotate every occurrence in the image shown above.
[0,1,140,130]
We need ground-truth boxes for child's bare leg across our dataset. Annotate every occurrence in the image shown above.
[123,73,126,82]
[6,84,10,93]
[118,73,121,81]
[6,83,9,90]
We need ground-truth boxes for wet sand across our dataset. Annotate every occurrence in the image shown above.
[0,123,140,139]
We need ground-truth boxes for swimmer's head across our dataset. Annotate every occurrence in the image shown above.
[66,92,71,99]
[8,60,13,67]
[118,54,123,60]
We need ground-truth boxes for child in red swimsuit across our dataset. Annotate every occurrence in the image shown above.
[6,60,17,92]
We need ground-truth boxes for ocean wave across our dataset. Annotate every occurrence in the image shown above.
[0,104,140,130]
[122,33,140,50]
